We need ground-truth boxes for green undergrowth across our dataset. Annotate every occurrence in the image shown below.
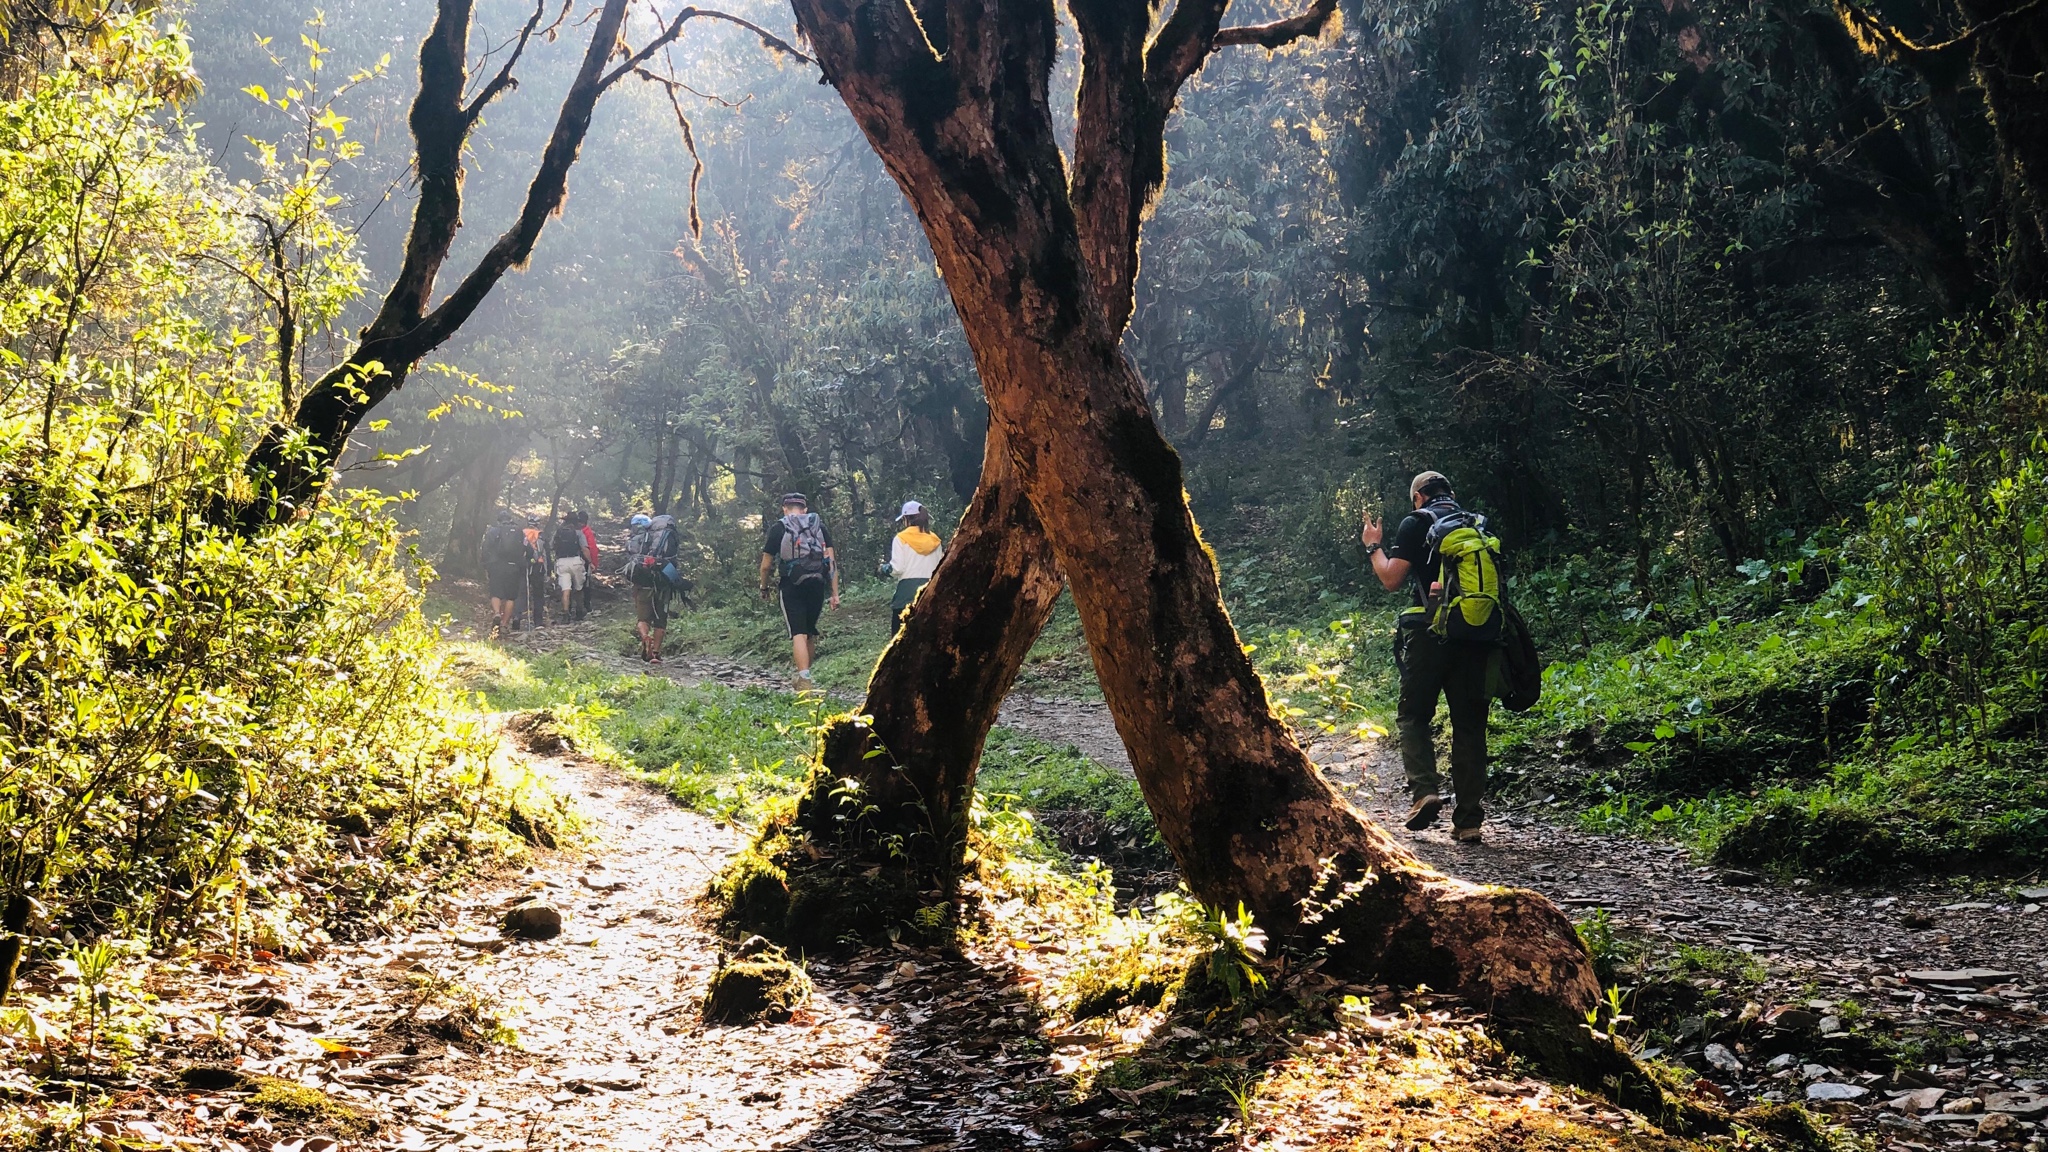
[451,646,1155,852]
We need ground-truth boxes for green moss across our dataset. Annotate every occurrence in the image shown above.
[702,948,812,1025]
[244,1076,377,1138]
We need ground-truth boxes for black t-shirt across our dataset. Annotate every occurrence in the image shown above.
[761,518,834,588]
[1385,501,1457,601]
[552,525,583,560]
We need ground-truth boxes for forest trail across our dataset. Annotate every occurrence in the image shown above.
[489,612,2047,1141]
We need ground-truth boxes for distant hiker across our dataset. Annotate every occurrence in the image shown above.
[624,512,666,663]
[523,514,551,629]
[888,500,944,635]
[1361,470,1505,846]
[758,493,839,690]
[482,510,525,637]
[575,510,600,620]
[552,512,587,621]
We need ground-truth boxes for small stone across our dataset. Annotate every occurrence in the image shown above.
[1889,1086,1948,1112]
[1817,1015,1844,1035]
[2017,887,2048,901]
[1767,1007,1821,1032]
[1879,1113,1933,1136]
[1717,869,1762,886]
[1903,969,2020,988]
[1802,1064,1834,1081]
[1978,1112,2023,1142]
[1901,911,1936,930]
[501,900,562,940]
[1765,1053,1800,1071]
[1807,1083,1868,1102]
[1943,1097,1985,1115]
[1704,1043,1744,1074]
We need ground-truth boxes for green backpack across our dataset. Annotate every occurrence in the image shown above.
[1422,503,1505,644]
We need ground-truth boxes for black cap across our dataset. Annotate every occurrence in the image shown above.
[779,493,808,507]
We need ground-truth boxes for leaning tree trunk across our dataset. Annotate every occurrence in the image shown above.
[772,0,1691,1117]
[723,426,1065,946]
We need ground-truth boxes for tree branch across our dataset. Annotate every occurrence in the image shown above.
[460,0,568,127]
[1214,0,1338,49]
[407,0,633,353]
[1833,0,2047,59]
[602,5,811,90]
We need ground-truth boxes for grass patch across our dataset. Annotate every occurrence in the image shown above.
[452,646,1151,852]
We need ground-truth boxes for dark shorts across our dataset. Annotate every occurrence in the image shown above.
[634,583,669,629]
[487,564,523,601]
[780,582,826,638]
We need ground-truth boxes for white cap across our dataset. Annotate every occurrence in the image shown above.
[897,500,924,519]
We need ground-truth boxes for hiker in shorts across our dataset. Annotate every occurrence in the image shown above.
[887,500,944,635]
[624,513,666,663]
[1361,471,1495,845]
[758,493,838,690]
[482,510,525,637]
[552,512,588,622]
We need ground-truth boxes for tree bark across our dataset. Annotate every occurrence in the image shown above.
[725,426,1067,948]
[798,426,1061,856]
[781,0,1643,1093]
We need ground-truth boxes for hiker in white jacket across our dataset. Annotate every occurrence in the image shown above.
[888,500,945,634]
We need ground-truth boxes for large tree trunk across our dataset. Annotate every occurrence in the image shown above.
[727,427,1064,944]
[775,0,1681,1111]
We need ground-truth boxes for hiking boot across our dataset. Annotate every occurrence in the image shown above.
[794,670,816,692]
[1404,794,1443,831]
[1452,826,1483,846]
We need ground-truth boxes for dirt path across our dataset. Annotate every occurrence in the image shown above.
[148,735,1097,1152]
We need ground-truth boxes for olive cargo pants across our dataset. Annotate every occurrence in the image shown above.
[1396,628,1493,830]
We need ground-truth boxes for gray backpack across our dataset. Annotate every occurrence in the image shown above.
[777,513,829,587]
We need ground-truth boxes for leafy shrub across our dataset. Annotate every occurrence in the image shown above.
[0,17,517,1005]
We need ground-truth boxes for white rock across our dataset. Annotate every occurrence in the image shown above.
[1808,1083,1869,1102]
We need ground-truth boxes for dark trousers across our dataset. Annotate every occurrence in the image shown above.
[890,577,928,635]
[1396,629,1493,829]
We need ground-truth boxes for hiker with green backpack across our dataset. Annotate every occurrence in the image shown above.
[1362,470,1538,846]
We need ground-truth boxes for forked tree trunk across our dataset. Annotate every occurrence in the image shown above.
[799,426,1060,852]
[725,429,1064,947]
[777,0,1682,1113]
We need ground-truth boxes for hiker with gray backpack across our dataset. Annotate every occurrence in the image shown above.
[758,493,839,691]
[626,512,682,664]
[1361,470,1540,846]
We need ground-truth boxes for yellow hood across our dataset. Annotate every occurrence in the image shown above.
[897,527,942,555]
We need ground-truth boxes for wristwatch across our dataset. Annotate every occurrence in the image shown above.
[1364,542,1382,557]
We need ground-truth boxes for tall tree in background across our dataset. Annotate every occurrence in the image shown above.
[773,0,1651,1089]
